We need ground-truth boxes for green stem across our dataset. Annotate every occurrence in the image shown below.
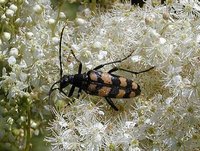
[24,105,31,151]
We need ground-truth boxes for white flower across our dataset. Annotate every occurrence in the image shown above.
[19,72,28,82]
[3,32,11,41]
[47,18,56,25]
[131,55,142,63]
[9,47,18,57]
[5,9,15,17]
[19,60,27,68]
[165,97,174,105]
[9,4,17,12]
[98,50,107,60]
[59,12,66,19]
[33,4,43,14]
[169,0,200,18]
[26,32,34,39]
[45,101,106,150]
[0,0,6,4]
[34,48,45,59]
[52,37,60,45]
[8,56,16,65]
[92,41,102,49]
[15,18,23,25]
[75,18,87,26]
[83,8,91,17]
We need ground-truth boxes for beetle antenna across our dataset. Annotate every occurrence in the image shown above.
[48,25,67,108]
[59,25,66,80]
[49,80,60,96]
[48,80,61,105]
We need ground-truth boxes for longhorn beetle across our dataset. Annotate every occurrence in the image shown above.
[49,26,154,111]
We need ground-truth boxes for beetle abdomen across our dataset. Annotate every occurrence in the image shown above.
[86,83,140,98]
[86,70,141,98]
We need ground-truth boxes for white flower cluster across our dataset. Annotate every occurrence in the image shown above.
[46,1,200,151]
[45,100,107,151]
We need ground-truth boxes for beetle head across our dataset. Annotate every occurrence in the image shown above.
[60,75,70,90]
[49,75,70,101]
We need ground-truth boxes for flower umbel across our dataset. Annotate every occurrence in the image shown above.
[45,100,107,151]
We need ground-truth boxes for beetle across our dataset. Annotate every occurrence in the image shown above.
[49,26,154,111]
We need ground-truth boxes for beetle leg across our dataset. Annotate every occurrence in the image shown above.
[105,97,119,111]
[77,88,82,98]
[60,89,68,96]
[93,51,134,70]
[70,50,82,74]
[108,66,154,75]
[108,67,119,73]
[78,62,82,74]
[68,85,75,97]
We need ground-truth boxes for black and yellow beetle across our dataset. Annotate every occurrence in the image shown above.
[49,26,154,111]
